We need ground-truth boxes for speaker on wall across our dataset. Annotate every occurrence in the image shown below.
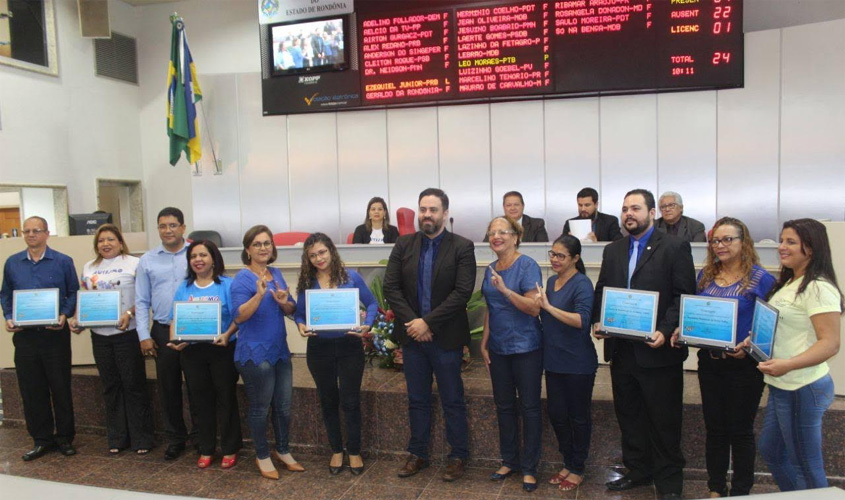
[78,0,110,39]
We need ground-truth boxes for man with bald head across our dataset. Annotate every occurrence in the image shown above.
[1,216,79,461]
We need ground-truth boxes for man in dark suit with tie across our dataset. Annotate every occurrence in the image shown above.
[562,187,623,242]
[592,189,696,500]
[483,191,549,243]
[384,188,477,482]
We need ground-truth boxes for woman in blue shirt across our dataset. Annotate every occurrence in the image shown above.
[167,240,241,469]
[230,225,301,480]
[480,216,543,492]
[294,233,378,475]
[671,217,775,497]
[536,235,596,491]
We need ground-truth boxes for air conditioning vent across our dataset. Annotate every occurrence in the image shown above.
[94,32,138,84]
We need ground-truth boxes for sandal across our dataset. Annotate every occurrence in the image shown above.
[221,454,238,469]
[197,455,213,468]
[136,448,151,455]
[109,448,124,455]
[559,477,582,491]
[549,472,569,485]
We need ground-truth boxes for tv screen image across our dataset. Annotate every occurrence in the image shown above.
[69,212,112,236]
[270,17,347,76]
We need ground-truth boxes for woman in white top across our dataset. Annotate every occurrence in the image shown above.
[352,197,399,244]
[70,224,154,454]
[748,219,843,491]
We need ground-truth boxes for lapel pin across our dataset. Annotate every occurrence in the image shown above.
[647,246,651,250]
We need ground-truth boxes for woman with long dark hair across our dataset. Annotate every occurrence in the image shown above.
[671,217,775,497]
[167,240,242,469]
[750,219,843,491]
[294,233,378,474]
[535,235,595,492]
[352,197,399,244]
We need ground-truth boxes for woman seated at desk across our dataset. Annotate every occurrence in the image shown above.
[352,197,399,244]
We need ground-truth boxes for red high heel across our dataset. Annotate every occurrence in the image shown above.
[221,454,238,469]
[197,455,213,468]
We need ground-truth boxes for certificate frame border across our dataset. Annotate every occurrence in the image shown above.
[305,288,361,332]
[172,301,222,342]
[599,287,659,341]
[76,289,122,328]
[748,297,779,362]
[678,294,738,351]
[12,288,60,327]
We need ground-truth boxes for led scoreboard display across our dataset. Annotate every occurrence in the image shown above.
[261,0,742,115]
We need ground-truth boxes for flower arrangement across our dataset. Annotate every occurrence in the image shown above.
[363,274,403,369]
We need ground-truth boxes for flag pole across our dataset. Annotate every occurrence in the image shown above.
[198,100,222,175]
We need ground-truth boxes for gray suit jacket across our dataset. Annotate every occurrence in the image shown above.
[655,215,706,243]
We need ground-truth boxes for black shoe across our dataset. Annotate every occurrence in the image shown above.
[523,479,538,492]
[57,442,77,456]
[21,445,54,461]
[606,475,653,491]
[164,442,186,460]
[490,468,518,481]
[661,494,682,500]
[329,465,344,475]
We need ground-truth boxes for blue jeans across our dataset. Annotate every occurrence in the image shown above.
[489,349,543,475]
[758,374,834,491]
[403,340,468,460]
[236,359,293,459]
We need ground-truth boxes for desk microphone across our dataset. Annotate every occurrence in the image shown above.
[449,217,454,233]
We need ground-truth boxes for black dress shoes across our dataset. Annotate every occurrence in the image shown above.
[606,476,653,491]
[164,442,186,460]
[57,442,77,456]
[22,444,54,461]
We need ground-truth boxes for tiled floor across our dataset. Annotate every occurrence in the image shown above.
[0,426,783,500]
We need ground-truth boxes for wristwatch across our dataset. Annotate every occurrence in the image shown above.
[125,310,134,318]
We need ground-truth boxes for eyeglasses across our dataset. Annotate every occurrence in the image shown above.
[250,241,274,249]
[22,229,45,235]
[308,248,330,259]
[158,223,181,231]
[659,203,679,211]
[548,250,570,260]
[486,230,516,238]
[710,236,740,247]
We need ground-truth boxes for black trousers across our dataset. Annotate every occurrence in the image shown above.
[181,342,243,455]
[91,330,155,451]
[150,321,196,445]
[13,327,75,447]
[306,335,365,455]
[546,371,596,476]
[610,347,685,495]
[697,351,765,496]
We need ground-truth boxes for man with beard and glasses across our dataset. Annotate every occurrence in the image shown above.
[591,189,696,500]
[562,187,623,242]
[384,188,476,483]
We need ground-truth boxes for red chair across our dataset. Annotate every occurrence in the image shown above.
[272,232,310,246]
[346,233,354,244]
[396,207,416,236]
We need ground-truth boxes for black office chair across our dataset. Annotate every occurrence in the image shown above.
[187,230,223,248]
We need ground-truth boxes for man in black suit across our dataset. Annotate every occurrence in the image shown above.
[655,191,707,243]
[562,187,623,242]
[592,189,696,500]
[483,191,549,243]
[384,188,477,482]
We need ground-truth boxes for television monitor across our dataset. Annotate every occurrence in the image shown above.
[269,16,348,76]
[69,212,113,236]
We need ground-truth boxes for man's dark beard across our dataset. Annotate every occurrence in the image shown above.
[626,218,650,236]
[420,219,441,235]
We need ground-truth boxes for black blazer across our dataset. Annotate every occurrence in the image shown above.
[562,212,623,242]
[383,231,477,351]
[483,214,549,243]
[592,229,696,368]
[655,216,707,243]
[352,224,400,244]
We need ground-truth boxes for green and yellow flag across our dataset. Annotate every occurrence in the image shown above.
[166,17,202,166]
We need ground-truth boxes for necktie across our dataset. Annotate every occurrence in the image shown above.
[628,239,639,289]
[421,242,433,316]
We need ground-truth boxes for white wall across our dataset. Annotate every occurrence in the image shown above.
[0,0,144,224]
[131,0,844,245]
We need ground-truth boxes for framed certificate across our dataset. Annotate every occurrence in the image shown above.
[678,295,738,351]
[305,288,360,332]
[173,301,221,342]
[12,288,60,327]
[76,290,122,327]
[599,287,659,342]
[747,298,778,363]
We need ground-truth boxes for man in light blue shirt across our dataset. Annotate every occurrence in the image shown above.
[135,207,191,460]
